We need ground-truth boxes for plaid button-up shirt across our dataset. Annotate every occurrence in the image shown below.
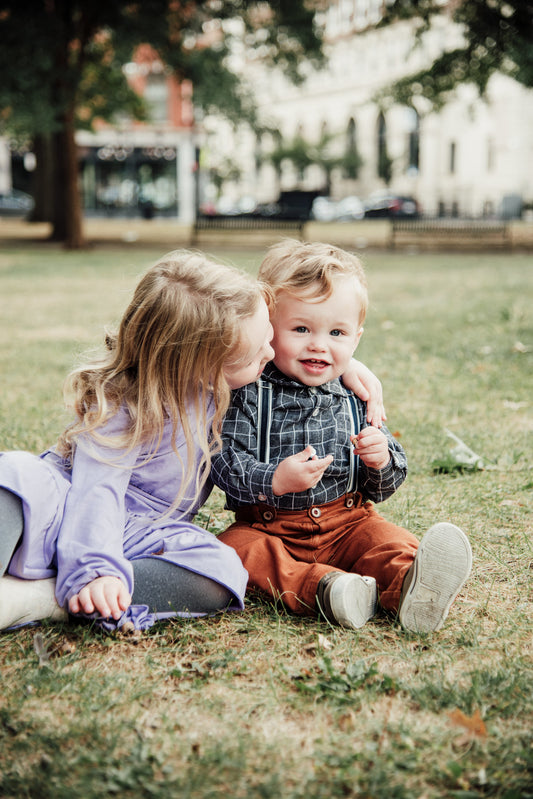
[211,363,407,511]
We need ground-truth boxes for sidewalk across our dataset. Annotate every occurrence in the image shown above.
[0,218,191,249]
[1,216,532,251]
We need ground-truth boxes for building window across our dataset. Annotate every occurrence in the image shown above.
[487,138,494,172]
[81,146,178,217]
[344,117,361,179]
[377,112,392,183]
[271,130,283,180]
[255,133,263,173]
[295,123,306,182]
[145,73,168,123]
[449,141,456,174]
[406,107,420,174]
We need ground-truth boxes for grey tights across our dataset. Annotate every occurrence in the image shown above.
[131,558,233,614]
[0,487,23,577]
[0,487,232,614]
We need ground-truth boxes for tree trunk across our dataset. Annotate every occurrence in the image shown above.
[50,109,85,248]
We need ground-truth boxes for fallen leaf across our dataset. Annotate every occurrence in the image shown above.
[338,710,356,731]
[448,708,487,739]
[512,341,529,353]
[303,633,333,655]
[503,400,528,411]
[120,621,136,634]
[444,428,485,470]
[33,633,51,667]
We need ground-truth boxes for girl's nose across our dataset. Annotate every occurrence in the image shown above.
[264,341,275,362]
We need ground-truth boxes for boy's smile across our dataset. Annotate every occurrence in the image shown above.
[300,357,333,376]
[270,275,364,387]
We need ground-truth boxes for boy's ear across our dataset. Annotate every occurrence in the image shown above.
[353,327,364,350]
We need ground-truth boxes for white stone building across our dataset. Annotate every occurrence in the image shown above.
[201,1,533,218]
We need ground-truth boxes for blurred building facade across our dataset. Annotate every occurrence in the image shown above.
[201,0,533,219]
[77,45,197,222]
[5,45,198,223]
[3,3,531,221]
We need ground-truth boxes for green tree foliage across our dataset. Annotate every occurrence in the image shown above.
[378,0,533,110]
[208,158,242,198]
[0,0,323,247]
[266,130,363,192]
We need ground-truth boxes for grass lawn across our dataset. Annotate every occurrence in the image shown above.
[0,241,531,798]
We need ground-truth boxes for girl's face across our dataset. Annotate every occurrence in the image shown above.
[223,299,275,390]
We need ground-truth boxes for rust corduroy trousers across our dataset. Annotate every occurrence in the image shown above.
[219,494,420,615]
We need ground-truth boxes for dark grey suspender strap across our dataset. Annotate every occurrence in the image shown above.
[346,393,361,494]
[256,379,273,463]
[256,381,361,493]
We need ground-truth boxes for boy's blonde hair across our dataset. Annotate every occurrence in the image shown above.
[58,250,263,511]
[259,239,368,325]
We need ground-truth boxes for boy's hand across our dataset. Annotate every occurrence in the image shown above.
[342,359,386,427]
[69,575,131,620]
[351,427,390,470]
[272,445,333,496]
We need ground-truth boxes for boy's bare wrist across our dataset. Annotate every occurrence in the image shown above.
[272,471,283,496]
[373,454,391,470]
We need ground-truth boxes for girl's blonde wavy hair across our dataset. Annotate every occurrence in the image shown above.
[57,250,264,512]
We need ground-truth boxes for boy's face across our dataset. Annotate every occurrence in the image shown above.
[270,276,364,387]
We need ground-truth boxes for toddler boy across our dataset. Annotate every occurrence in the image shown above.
[211,241,472,632]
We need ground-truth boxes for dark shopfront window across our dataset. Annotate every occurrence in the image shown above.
[80,146,179,217]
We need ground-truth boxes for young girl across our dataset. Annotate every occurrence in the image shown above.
[0,249,383,632]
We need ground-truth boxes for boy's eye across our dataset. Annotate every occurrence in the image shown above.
[330,329,342,337]
[295,326,308,333]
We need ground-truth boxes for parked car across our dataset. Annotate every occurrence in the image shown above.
[311,196,338,222]
[364,191,420,218]
[311,195,365,222]
[215,195,257,215]
[0,189,35,217]
[335,195,365,221]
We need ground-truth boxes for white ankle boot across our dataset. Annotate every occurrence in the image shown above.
[317,571,377,629]
[0,575,68,630]
[399,523,472,633]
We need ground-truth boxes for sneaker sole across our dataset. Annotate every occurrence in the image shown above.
[399,523,472,633]
[329,574,377,629]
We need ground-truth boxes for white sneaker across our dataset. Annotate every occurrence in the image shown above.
[399,523,472,633]
[0,575,68,631]
[318,572,377,630]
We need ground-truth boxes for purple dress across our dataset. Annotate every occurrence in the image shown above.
[0,404,248,629]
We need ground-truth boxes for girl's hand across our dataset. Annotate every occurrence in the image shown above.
[342,359,386,427]
[69,575,131,620]
[272,445,333,496]
[351,427,390,470]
